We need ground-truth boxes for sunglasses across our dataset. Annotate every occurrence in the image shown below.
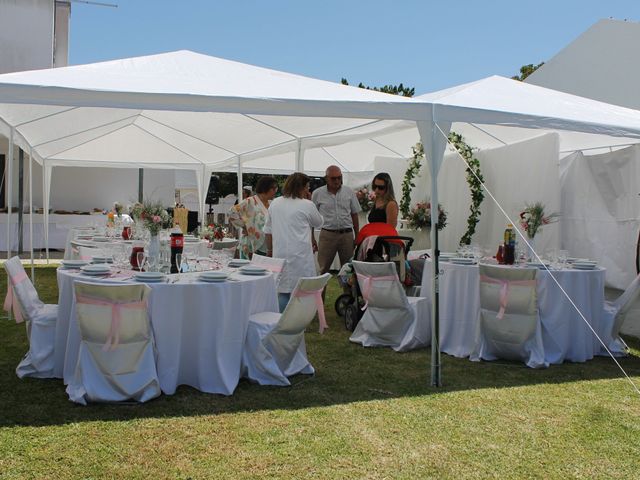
[372,183,387,191]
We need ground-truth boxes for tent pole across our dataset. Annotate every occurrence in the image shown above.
[295,139,302,171]
[18,149,23,254]
[7,128,13,262]
[237,155,243,201]
[29,146,34,279]
[417,116,451,387]
[138,168,144,202]
[42,161,49,264]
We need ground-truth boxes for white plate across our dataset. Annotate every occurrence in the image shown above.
[184,237,200,243]
[229,259,250,267]
[450,258,476,265]
[199,275,228,282]
[134,271,165,279]
[81,264,111,273]
[61,259,89,268]
[200,271,228,279]
[239,267,268,275]
[526,262,551,269]
[91,257,113,264]
[573,260,597,267]
[134,274,166,283]
[573,264,597,270]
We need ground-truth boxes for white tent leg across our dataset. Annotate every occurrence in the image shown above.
[43,162,50,264]
[6,127,13,261]
[295,139,303,171]
[417,117,451,387]
[236,155,243,201]
[29,146,34,278]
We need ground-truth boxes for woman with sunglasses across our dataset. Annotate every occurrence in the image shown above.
[368,172,398,227]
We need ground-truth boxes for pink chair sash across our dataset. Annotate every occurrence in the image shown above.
[75,293,147,351]
[480,275,537,320]
[3,271,28,323]
[265,264,283,273]
[293,288,327,334]
[356,272,399,310]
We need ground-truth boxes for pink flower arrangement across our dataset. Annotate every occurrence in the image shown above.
[356,187,376,212]
[129,200,170,235]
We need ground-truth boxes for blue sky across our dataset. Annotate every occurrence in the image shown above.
[69,0,640,94]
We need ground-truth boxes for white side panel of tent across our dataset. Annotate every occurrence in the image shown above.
[561,144,640,289]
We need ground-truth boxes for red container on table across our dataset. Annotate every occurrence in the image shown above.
[122,226,132,240]
[496,244,504,264]
[170,227,184,274]
[130,246,144,270]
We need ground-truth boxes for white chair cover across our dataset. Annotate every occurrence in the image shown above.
[600,273,640,356]
[77,244,105,261]
[241,273,330,386]
[3,256,57,378]
[251,254,286,287]
[471,264,547,368]
[66,281,161,405]
[349,261,430,352]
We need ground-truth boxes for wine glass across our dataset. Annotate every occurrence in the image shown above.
[175,253,184,275]
[136,251,147,272]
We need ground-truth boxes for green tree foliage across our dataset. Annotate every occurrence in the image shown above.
[511,62,544,81]
[341,78,415,97]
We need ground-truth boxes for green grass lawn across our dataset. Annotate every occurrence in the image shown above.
[1,266,639,479]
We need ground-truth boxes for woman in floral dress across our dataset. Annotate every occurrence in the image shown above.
[229,176,278,259]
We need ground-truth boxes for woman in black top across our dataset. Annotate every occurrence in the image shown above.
[367,172,399,227]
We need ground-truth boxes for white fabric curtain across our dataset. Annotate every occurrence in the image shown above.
[560,144,640,289]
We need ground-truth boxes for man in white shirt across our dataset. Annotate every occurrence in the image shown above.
[311,165,361,275]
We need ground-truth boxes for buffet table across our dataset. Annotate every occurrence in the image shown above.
[55,267,278,395]
[421,260,606,364]
[0,213,102,251]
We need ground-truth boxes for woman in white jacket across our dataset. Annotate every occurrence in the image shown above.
[265,172,324,311]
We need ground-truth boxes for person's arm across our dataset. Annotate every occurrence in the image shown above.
[265,233,273,257]
[386,201,399,228]
[351,212,359,238]
[311,228,318,253]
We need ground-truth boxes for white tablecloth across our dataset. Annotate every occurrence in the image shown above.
[55,268,278,395]
[421,260,606,363]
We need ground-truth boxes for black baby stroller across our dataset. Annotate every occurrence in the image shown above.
[335,222,414,331]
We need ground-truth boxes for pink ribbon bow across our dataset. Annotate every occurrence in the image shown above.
[293,288,327,334]
[75,294,147,351]
[356,272,398,310]
[480,275,537,319]
[3,271,28,323]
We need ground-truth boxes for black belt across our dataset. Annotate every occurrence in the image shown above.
[322,228,352,234]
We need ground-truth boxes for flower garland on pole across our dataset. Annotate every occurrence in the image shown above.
[399,133,484,243]
[448,132,485,245]
[400,142,424,219]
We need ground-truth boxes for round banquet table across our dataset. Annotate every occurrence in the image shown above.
[55,267,278,395]
[421,260,606,364]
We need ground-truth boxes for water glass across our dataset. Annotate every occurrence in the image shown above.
[558,249,569,269]
[136,251,147,272]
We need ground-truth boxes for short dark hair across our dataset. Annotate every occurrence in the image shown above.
[282,172,310,199]
[255,176,277,194]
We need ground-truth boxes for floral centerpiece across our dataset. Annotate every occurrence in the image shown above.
[407,201,447,231]
[519,202,559,238]
[197,223,230,241]
[113,201,123,217]
[355,187,376,212]
[129,200,171,236]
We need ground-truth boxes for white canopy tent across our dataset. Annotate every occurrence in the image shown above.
[3,51,640,383]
